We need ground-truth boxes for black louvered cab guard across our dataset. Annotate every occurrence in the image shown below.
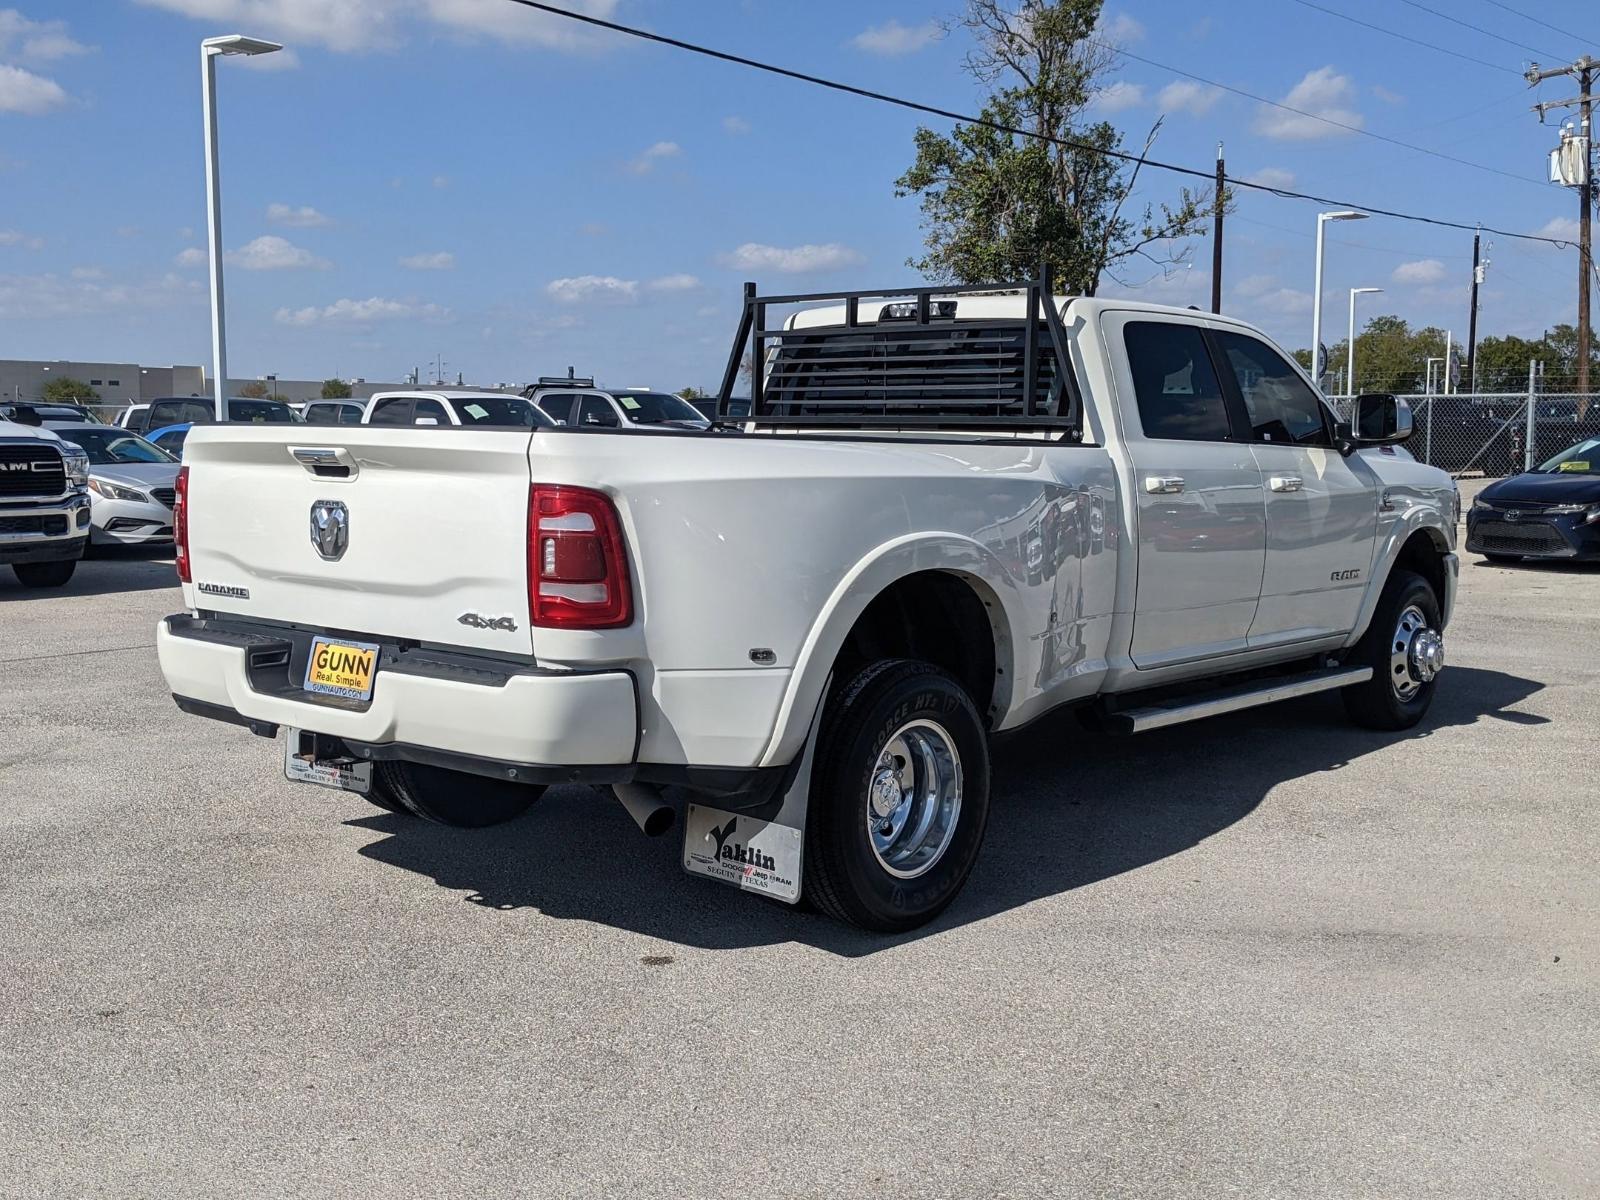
[714,266,1084,437]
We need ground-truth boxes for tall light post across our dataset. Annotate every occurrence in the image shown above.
[1311,210,1368,392]
[1347,287,1383,397]
[202,34,282,422]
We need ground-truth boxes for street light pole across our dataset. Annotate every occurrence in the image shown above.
[1311,211,1368,393]
[201,34,282,423]
[1348,287,1383,397]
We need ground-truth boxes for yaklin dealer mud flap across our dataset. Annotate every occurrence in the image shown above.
[680,694,822,905]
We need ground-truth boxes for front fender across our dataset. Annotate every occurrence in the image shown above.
[755,533,1023,768]
[1347,488,1452,645]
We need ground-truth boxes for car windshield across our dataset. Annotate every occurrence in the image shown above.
[55,427,176,465]
[1537,437,1600,474]
[614,392,706,425]
[446,396,553,427]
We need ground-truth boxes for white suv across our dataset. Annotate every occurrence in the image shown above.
[527,381,710,431]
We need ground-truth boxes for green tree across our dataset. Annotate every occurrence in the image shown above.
[41,377,100,404]
[677,386,708,400]
[237,381,269,399]
[896,0,1215,294]
[320,378,353,399]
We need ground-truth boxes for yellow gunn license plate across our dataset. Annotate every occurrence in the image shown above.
[303,636,381,701]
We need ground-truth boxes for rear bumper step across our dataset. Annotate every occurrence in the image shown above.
[1107,666,1373,734]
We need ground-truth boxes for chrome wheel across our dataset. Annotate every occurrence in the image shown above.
[1390,603,1444,701]
[865,719,963,880]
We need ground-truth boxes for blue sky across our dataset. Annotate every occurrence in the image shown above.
[0,0,1591,389]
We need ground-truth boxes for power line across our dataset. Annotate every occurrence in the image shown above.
[1477,0,1583,48]
[1392,0,1562,60]
[1095,40,1540,188]
[1286,0,1520,76]
[497,0,1570,248]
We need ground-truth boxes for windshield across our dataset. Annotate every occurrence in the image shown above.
[1537,437,1600,474]
[447,396,553,427]
[56,428,176,465]
[615,392,706,425]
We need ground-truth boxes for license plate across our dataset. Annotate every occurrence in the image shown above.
[682,803,803,903]
[283,732,372,795]
[303,635,381,701]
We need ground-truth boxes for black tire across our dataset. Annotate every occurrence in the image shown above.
[374,760,545,827]
[1342,569,1443,731]
[12,559,76,588]
[362,771,410,816]
[804,659,990,932]
[1483,553,1521,564]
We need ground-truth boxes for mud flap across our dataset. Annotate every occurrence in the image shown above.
[680,684,825,906]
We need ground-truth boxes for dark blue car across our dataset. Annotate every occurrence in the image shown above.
[1466,436,1600,562]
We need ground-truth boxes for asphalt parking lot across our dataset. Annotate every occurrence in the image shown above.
[2,534,1596,1199]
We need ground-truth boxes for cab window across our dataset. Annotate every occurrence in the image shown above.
[413,399,449,425]
[538,393,577,425]
[577,396,620,428]
[1216,331,1332,447]
[1122,322,1233,441]
[369,398,412,425]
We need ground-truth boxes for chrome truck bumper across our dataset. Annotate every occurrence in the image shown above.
[0,494,91,564]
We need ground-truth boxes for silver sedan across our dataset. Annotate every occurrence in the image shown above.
[44,423,181,547]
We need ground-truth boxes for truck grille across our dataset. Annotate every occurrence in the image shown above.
[151,487,176,508]
[0,444,65,498]
[1473,520,1569,555]
[0,514,68,535]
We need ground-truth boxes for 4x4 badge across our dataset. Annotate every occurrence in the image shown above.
[458,612,518,633]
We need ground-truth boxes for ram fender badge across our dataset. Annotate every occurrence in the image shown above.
[458,612,519,633]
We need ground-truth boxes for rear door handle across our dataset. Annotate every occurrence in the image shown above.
[1143,476,1185,494]
[1269,475,1304,493]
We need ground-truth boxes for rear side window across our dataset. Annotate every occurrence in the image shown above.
[1122,322,1232,441]
[538,393,577,425]
[151,400,214,428]
[336,403,364,425]
[304,404,337,425]
[413,399,449,425]
[1216,331,1331,447]
[369,398,412,425]
[578,396,620,427]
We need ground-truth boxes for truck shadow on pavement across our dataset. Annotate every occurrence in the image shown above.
[349,666,1545,958]
[0,547,177,601]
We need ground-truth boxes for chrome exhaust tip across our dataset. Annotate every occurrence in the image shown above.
[612,783,675,838]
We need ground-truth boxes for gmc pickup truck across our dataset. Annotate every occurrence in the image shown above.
[1,416,91,588]
[156,274,1458,931]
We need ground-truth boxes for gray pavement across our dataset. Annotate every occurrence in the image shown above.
[1,540,1596,1198]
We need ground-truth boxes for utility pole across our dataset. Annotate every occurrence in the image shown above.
[1528,55,1596,400]
[1211,142,1224,314]
[1467,231,1482,393]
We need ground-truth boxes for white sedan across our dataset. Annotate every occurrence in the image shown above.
[44,422,181,547]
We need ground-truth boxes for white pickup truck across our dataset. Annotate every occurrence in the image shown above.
[156,275,1458,931]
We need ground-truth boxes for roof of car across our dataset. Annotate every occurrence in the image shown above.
[367,390,530,402]
[788,294,1267,333]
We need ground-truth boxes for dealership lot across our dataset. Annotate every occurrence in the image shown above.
[1,543,1596,1198]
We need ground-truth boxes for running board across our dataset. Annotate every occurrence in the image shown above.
[1107,666,1373,735]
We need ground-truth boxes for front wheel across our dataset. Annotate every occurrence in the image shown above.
[12,560,76,588]
[803,659,990,932]
[374,760,545,827]
[1342,569,1444,731]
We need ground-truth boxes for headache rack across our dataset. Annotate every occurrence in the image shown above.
[714,266,1083,437]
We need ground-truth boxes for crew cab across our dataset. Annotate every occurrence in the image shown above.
[156,275,1458,932]
[0,417,91,587]
[526,377,710,431]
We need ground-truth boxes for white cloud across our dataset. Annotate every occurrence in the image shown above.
[275,296,449,326]
[722,115,751,135]
[419,0,620,48]
[1092,80,1144,114]
[851,19,941,56]
[1372,84,1404,105]
[267,202,332,228]
[0,228,42,249]
[0,63,67,114]
[1232,274,1279,300]
[1095,12,1144,43]
[135,0,407,52]
[1255,67,1363,140]
[1156,80,1221,117]
[175,246,206,267]
[1537,216,1580,242]
[546,274,639,304]
[225,235,329,270]
[627,141,681,174]
[0,10,90,59]
[646,273,700,292]
[1392,259,1447,286]
[1245,166,1296,190]
[431,174,450,189]
[70,266,104,279]
[719,242,864,274]
[399,251,456,270]
[0,270,200,319]
[1250,287,1312,315]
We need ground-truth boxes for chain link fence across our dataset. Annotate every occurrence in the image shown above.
[1331,390,1600,479]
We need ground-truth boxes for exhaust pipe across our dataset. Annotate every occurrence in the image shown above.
[612,783,675,838]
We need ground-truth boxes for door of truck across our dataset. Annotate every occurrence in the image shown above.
[1108,313,1268,668]
[1207,328,1378,645]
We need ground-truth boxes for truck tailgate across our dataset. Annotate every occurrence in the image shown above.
[181,426,534,655]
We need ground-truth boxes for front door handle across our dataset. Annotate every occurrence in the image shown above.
[1269,475,1304,493]
[1144,475,1185,495]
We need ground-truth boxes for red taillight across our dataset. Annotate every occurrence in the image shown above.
[528,484,632,628]
[174,465,191,583]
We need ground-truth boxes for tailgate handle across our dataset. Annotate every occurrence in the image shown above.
[289,446,359,481]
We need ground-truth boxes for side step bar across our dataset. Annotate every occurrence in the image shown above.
[1106,666,1373,735]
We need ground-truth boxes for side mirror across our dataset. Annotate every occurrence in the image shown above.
[1353,393,1413,446]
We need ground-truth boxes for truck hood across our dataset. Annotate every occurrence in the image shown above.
[0,420,64,444]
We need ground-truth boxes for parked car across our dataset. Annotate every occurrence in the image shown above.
[145,397,300,430]
[146,424,192,457]
[1,402,100,424]
[687,396,752,422]
[526,378,710,431]
[116,403,152,432]
[43,422,180,547]
[361,390,553,427]
[1466,435,1600,562]
[300,400,366,426]
[156,278,1457,932]
[0,416,90,587]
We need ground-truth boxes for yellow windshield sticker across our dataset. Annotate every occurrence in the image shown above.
[1557,460,1590,472]
[618,395,641,410]
[464,404,488,419]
